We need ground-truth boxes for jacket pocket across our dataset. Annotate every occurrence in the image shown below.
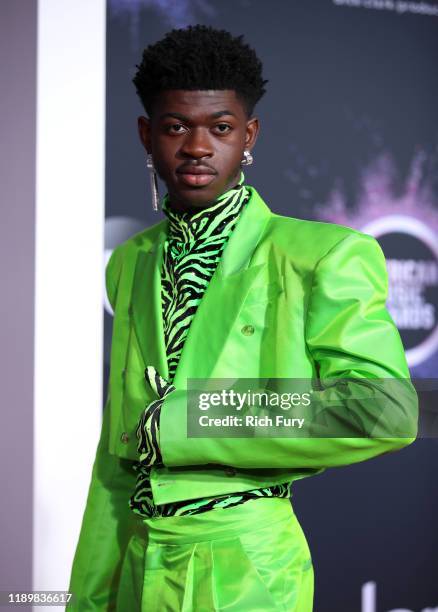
[243,279,283,306]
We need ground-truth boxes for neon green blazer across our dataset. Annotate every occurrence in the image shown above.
[68,186,418,609]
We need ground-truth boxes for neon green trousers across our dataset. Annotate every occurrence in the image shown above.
[116,497,314,611]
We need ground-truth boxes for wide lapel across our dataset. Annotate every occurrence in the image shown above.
[131,223,169,380]
[172,187,273,388]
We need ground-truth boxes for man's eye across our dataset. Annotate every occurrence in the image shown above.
[167,124,186,133]
[214,124,232,133]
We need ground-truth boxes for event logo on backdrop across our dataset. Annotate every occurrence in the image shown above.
[316,149,438,370]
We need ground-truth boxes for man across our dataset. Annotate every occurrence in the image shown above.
[68,25,418,611]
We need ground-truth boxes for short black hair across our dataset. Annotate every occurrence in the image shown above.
[133,24,268,118]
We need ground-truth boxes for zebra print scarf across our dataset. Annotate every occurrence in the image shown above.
[160,170,250,382]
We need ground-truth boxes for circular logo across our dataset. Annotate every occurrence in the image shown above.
[362,215,438,367]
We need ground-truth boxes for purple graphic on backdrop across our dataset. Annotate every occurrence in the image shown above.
[316,149,438,234]
[316,148,438,373]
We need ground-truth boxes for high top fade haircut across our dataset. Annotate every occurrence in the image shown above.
[133,24,268,119]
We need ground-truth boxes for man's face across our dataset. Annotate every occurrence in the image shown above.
[138,90,259,212]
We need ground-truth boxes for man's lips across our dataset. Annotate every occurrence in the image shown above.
[177,166,216,175]
[176,166,217,187]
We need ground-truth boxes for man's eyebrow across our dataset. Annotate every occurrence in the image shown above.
[210,110,237,119]
[158,110,237,121]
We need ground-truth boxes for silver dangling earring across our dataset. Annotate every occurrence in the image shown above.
[241,149,254,166]
[146,153,160,212]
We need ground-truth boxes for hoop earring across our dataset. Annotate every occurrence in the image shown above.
[241,150,253,166]
[146,153,160,212]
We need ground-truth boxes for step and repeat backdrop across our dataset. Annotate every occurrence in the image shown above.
[104,1,438,611]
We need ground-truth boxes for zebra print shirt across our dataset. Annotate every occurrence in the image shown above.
[129,172,291,518]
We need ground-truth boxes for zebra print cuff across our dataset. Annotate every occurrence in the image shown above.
[136,397,164,467]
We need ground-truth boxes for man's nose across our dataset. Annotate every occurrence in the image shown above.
[179,127,213,159]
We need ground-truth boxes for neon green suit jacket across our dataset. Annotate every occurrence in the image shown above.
[68,186,418,610]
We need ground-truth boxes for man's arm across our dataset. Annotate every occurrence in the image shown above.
[158,231,418,469]
[67,249,136,611]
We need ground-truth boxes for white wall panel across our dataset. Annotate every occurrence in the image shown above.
[34,0,106,602]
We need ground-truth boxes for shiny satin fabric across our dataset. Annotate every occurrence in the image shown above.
[116,498,313,612]
[67,186,417,610]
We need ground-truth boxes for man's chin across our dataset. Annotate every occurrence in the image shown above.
[167,186,224,212]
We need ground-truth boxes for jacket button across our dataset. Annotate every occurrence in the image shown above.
[225,467,236,477]
[120,432,129,444]
[241,324,254,336]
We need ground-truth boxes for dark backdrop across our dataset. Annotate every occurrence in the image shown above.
[104,2,438,610]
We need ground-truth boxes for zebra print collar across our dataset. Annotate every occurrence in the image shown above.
[161,171,250,244]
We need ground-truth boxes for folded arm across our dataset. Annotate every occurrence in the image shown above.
[158,232,418,469]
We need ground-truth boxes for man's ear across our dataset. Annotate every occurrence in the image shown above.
[138,116,151,153]
[245,116,260,151]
